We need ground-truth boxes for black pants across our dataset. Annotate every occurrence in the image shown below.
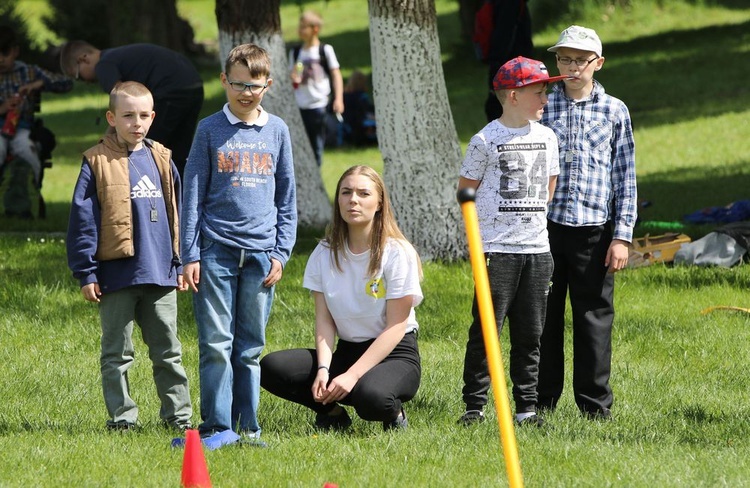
[537,221,615,414]
[261,332,421,423]
[461,252,553,414]
[299,107,327,167]
[149,85,204,176]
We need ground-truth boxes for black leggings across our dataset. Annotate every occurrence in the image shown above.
[260,332,421,423]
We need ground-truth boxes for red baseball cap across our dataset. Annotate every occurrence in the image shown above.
[492,56,569,91]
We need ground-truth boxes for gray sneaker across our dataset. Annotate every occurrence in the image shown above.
[106,420,137,431]
[239,431,269,449]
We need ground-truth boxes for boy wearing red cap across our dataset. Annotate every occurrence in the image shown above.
[457,57,568,427]
[537,26,637,420]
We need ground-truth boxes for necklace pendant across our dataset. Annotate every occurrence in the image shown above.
[150,208,158,222]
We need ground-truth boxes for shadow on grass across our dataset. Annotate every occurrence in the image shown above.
[636,160,750,219]
[598,21,750,128]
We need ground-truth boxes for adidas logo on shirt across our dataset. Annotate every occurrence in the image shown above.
[131,175,163,199]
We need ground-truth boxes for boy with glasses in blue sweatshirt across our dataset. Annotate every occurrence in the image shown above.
[181,44,297,446]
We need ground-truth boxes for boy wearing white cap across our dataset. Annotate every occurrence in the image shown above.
[457,57,568,427]
[537,25,637,420]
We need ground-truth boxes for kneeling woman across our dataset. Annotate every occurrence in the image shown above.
[261,165,423,430]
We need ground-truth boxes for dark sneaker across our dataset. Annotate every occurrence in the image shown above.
[584,408,612,421]
[164,421,192,432]
[315,408,352,431]
[457,410,485,426]
[106,420,137,431]
[383,408,408,431]
[516,414,545,428]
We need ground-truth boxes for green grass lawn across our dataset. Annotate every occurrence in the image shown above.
[2,1,750,486]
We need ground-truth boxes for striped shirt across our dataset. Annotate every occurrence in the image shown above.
[541,80,637,242]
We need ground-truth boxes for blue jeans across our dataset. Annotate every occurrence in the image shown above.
[192,238,274,435]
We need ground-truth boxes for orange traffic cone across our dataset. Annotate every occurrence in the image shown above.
[181,429,212,488]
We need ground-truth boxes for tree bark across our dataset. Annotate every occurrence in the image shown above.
[215,0,331,229]
[368,0,466,260]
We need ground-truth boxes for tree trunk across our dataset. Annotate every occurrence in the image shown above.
[368,0,466,260]
[215,0,331,229]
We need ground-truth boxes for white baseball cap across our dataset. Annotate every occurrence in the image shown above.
[547,25,602,57]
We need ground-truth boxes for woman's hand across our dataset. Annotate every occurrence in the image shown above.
[312,368,329,402]
[318,371,359,405]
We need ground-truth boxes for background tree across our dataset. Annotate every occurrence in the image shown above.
[368,0,465,260]
[1,0,41,61]
[44,0,202,55]
[215,0,331,229]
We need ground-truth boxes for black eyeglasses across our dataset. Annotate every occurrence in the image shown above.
[227,80,268,94]
[556,55,599,67]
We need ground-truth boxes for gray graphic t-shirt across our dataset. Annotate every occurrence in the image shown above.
[461,120,560,253]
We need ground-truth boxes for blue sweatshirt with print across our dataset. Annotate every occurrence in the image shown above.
[181,106,297,266]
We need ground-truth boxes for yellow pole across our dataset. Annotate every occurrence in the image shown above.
[457,187,524,488]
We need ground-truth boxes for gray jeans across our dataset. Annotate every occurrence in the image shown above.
[461,252,553,413]
[99,285,192,425]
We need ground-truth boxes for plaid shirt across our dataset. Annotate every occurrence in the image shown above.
[541,80,637,242]
[1,61,73,129]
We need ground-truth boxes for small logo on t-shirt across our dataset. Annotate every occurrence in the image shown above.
[131,175,162,199]
[366,278,386,298]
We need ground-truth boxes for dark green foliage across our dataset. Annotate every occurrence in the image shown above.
[0,0,42,61]
[44,0,110,47]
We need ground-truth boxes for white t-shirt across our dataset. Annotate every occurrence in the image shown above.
[461,120,560,254]
[303,238,423,342]
[289,44,340,110]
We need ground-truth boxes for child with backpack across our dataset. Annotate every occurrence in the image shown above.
[289,10,344,167]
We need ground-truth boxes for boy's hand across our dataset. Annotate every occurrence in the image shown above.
[605,239,630,273]
[1,94,22,113]
[18,80,43,97]
[184,261,201,292]
[81,283,101,303]
[176,274,188,292]
[332,98,344,115]
[263,258,283,287]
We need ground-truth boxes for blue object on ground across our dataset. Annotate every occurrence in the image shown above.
[170,429,241,450]
[683,200,750,224]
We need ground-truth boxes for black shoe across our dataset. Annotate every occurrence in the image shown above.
[516,414,545,428]
[383,408,408,431]
[315,408,352,431]
[163,420,192,432]
[536,397,558,412]
[106,420,137,431]
[584,408,612,421]
[457,409,486,426]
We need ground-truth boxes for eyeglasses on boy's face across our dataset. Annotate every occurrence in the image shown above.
[227,80,268,94]
[556,55,599,67]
